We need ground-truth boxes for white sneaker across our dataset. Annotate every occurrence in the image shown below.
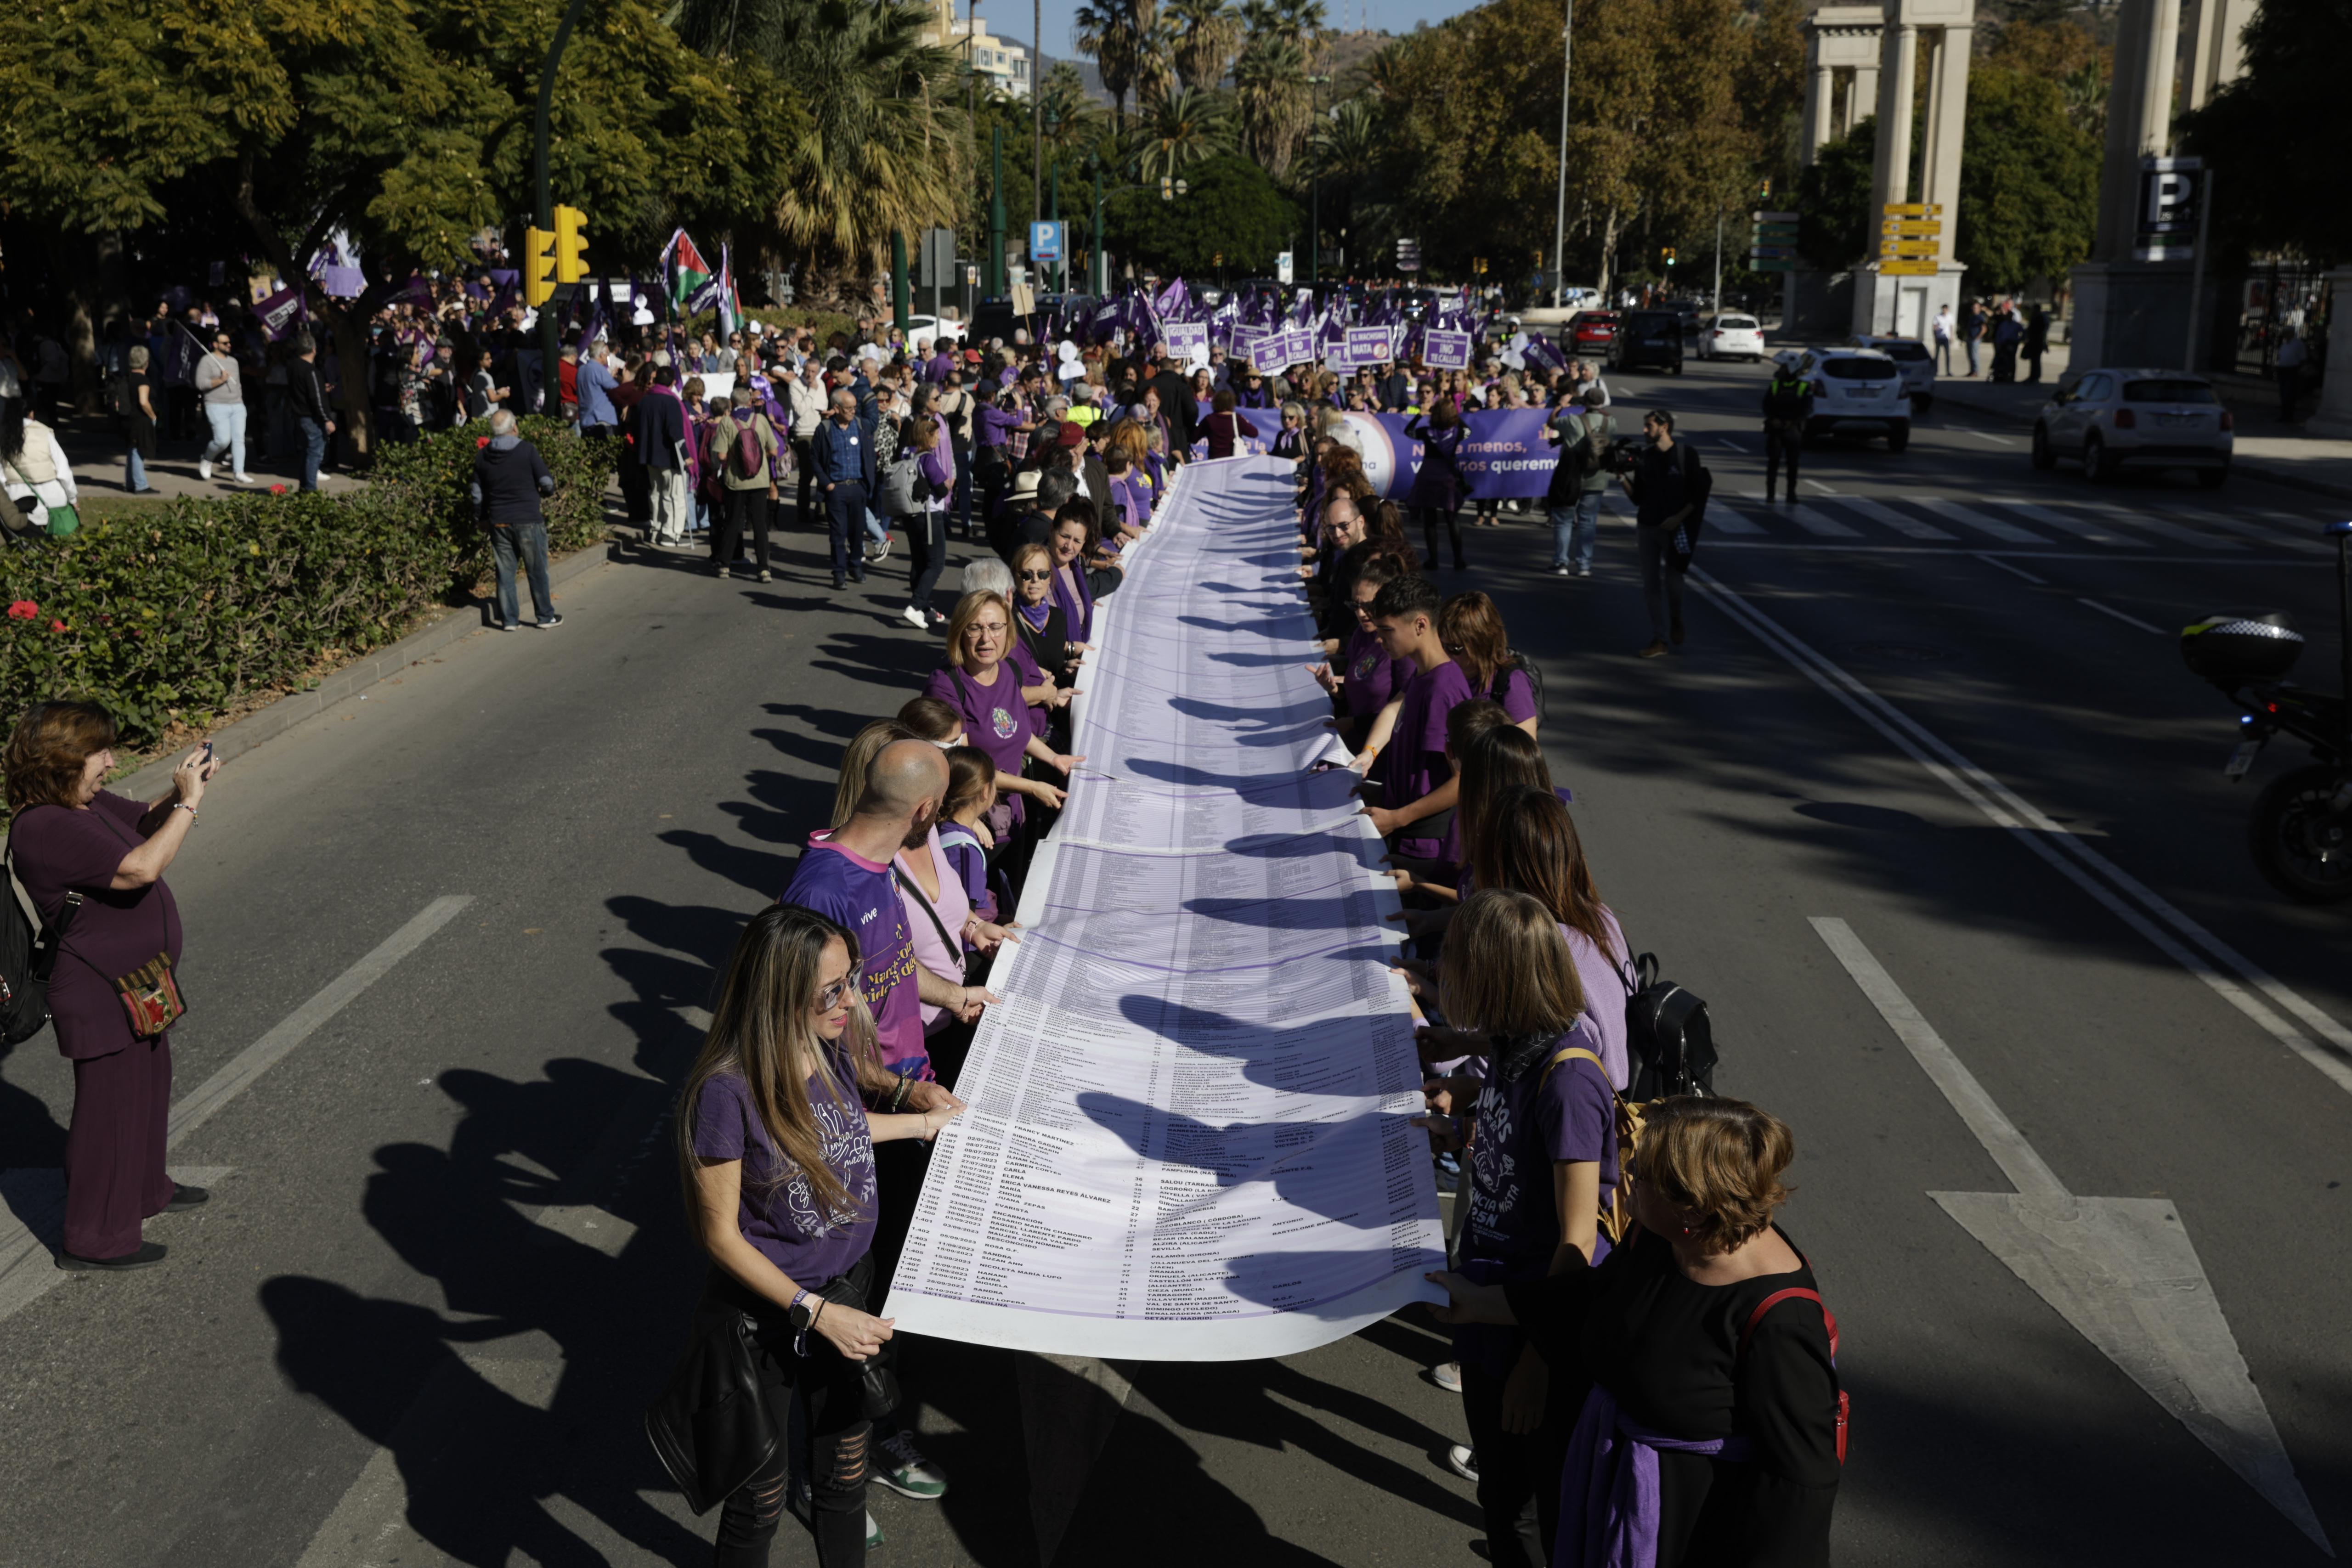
[902,604,929,629]
[873,1429,948,1499]
[1445,1442,1479,1482]
[232,473,254,485]
[1428,1360,1464,1394]
[198,459,212,480]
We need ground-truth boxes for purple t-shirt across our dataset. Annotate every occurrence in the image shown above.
[782,840,931,1079]
[1475,664,1538,724]
[1465,1019,1618,1270]
[1375,659,1475,859]
[1560,912,1632,1090]
[691,1066,876,1286]
[924,661,1036,784]
[9,792,183,1060]
[1341,628,1415,722]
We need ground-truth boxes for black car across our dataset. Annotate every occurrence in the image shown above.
[1611,309,1685,374]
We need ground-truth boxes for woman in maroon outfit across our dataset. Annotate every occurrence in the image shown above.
[6,701,221,1269]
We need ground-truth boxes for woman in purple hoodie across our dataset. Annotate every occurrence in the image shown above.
[901,414,959,631]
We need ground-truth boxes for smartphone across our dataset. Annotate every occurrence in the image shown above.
[201,741,215,764]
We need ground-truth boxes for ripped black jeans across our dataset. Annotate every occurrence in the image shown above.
[714,1266,874,1568]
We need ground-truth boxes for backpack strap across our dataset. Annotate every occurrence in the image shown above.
[1538,1044,1607,1087]
[1739,1286,1838,1361]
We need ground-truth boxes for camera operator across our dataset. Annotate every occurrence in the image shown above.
[1617,409,1704,659]
[1543,386,1613,578]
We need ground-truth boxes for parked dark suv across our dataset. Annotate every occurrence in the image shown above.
[1610,309,1685,374]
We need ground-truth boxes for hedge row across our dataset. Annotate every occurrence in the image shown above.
[0,417,615,751]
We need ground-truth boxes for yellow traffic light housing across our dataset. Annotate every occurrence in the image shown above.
[553,205,589,283]
[523,226,557,306]
[1663,246,1677,265]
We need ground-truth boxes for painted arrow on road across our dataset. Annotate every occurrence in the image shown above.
[1811,917,2331,1555]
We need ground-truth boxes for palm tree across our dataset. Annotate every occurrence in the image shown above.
[1074,0,1142,122]
[1233,31,1309,177]
[672,0,966,276]
[1132,12,1179,112]
[1136,86,1238,180]
[1168,0,1241,91]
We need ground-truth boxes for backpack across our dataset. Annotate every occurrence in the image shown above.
[1579,411,1613,472]
[0,849,79,1045]
[728,417,767,481]
[1740,1283,1850,1464]
[1620,951,1718,1100]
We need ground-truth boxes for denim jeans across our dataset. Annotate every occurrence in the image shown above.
[862,506,890,548]
[488,521,554,626]
[1550,492,1601,569]
[125,446,149,493]
[297,416,327,491]
[825,481,868,582]
[201,401,247,476]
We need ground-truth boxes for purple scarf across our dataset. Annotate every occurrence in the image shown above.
[1556,1385,1754,1568]
[1016,598,1051,632]
[1052,561,1095,645]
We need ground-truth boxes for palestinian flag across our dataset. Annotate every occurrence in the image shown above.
[670,230,718,313]
[718,243,739,338]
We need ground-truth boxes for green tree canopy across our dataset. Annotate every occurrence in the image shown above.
[1954,64,2098,292]
[2182,0,2349,265]
[1104,152,1295,275]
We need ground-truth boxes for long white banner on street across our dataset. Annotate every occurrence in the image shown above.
[890,455,1447,1360]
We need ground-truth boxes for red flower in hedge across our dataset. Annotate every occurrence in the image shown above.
[6,601,37,621]
[270,483,290,496]
[50,620,67,632]
[477,436,492,449]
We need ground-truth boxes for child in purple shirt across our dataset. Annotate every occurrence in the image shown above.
[1356,575,1472,867]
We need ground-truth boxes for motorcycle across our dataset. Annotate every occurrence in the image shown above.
[2180,520,2352,902]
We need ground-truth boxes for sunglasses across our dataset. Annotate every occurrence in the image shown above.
[817,976,852,1011]
[1018,568,1052,581]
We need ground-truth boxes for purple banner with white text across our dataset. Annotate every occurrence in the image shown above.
[1336,410,1558,502]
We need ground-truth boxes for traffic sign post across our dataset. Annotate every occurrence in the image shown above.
[1878,259,1940,276]
[1882,203,1945,218]
[1029,220,1064,265]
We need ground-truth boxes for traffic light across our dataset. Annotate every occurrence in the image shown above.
[1213,252,1224,267]
[522,226,557,306]
[1663,246,1677,267]
[552,204,589,283]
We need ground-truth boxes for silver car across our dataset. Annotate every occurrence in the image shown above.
[2031,368,2233,487]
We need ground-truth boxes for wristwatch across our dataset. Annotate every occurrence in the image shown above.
[786,1288,819,1333]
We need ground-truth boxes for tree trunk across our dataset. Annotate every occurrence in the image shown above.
[1598,206,1621,301]
[40,228,107,414]
[226,152,376,460]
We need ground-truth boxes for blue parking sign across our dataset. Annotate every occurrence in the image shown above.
[1030,221,1064,263]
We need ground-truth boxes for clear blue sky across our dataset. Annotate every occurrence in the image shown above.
[988,0,1487,68]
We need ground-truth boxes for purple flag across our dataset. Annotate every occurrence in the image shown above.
[391,273,437,310]
[251,285,309,342]
[1523,333,1568,374]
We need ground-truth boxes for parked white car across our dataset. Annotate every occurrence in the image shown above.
[1849,333,1937,409]
[2031,368,2233,486]
[1783,348,1911,451]
[903,313,968,346]
[1700,314,1766,361]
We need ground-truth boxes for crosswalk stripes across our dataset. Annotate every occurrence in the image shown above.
[1909,497,2051,544]
[1979,497,2142,547]
[1704,506,1768,536]
[1834,496,1957,541]
[2173,509,2331,554]
[2071,502,2247,552]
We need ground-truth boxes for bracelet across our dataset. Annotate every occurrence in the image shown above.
[170,802,198,820]
[888,1073,913,1113]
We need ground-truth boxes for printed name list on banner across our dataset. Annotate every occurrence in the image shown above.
[890,455,1447,1360]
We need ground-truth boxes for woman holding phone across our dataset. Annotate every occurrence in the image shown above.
[4,701,223,1269]
[677,905,965,1568]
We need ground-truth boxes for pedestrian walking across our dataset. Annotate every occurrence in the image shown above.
[665,903,965,1568]
[1760,363,1812,503]
[1619,409,1703,658]
[122,345,158,493]
[1931,304,1954,374]
[707,384,782,583]
[1961,299,1984,378]
[464,348,510,425]
[1544,388,1611,576]
[4,701,221,1270]
[1990,303,2021,384]
[575,340,621,441]
[899,414,957,630]
[2,401,81,536]
[195,328,251,485]
[2277,327,2309,423]
[2021,305,2049,385]
[786,361,829,524]
[813,389,876,590]
[1404,398,1470,572]
[469,409,563,630]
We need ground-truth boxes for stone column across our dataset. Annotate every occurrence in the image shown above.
[1852,64,1880,130]
[1918,23,1973,267]
[1803,61,1837,165]
[2306,265,2352,437]
[1870,21,1921,211]
[2093,0,2183,263]
[2185,0,2252,113]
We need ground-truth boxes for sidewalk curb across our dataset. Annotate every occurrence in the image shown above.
[113,535,627,802]
[1932,385,2352,505]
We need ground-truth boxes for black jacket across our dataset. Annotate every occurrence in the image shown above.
[633,389,689,471]
[289,358,332,425]
[470,437,554,525]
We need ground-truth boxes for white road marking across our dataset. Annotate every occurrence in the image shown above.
[0,1167,231,1325]
[1689,568,2352,1094]
[1810,918,2329,1553]
[1834,496,1958,541]
[168,896,476,1149]
[1975,554,2047,585]
[1702,507,1768,536]
[2087,504,2248,552]
[0,897,473,1325]
[1912,496,2050,544]
[2076,597,2170,635]
[1713,438,1749,454]
[1963,429,2018,446]
[1979,497,2141,547]
[2199,513,2332,553]
[1803,479,1839,495]
[1786,505,1861,538]
[1695,545,2300,566]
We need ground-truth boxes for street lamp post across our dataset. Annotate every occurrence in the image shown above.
[1031,0,1042,217]
[1550,0,1572,309]
[1306,74,1331,288]
[533,0,591,412]
[990,126,1007,298]
[1092,162,1105,295]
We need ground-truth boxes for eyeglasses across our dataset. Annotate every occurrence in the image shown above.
[817,977,852,1011]
[1017,568,1052,581]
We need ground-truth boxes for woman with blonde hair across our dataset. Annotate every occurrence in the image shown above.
[1429,1095,1843,1568]
[921,592,1081,829]
[1418,888,1620,1568]
[1439,592,1539,735]
[666,904,964,1566]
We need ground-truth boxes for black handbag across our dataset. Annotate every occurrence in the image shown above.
[644,1290,782,1516]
